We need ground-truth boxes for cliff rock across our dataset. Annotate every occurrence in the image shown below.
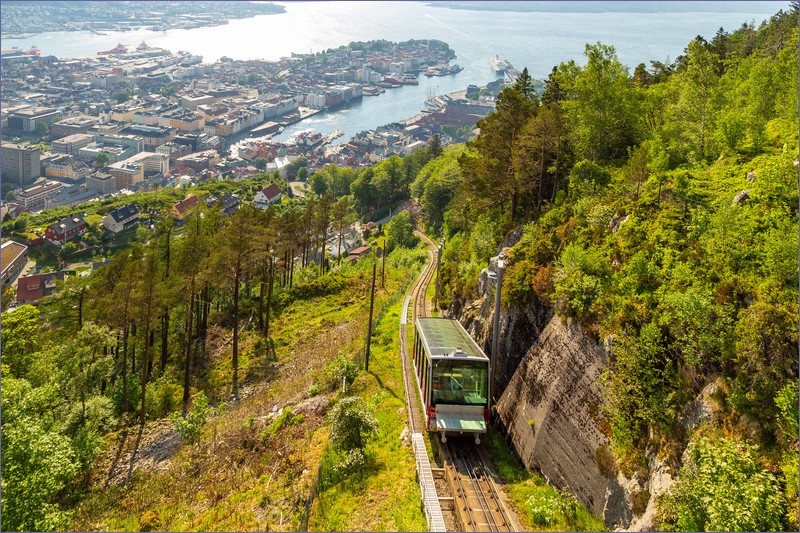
[493,315,630,526]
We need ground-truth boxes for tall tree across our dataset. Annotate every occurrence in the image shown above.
[459,85,537,221]
[176,208,213,413]
[513,66,537,102]
[561,43,639,161]
[673,38,721,160]
[214,206,258,400]
[133,246,162,425]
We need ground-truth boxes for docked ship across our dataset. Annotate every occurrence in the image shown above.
[24,46,40,56]
[424,63,463,77]
[490,55,513,73]
[98,43,128,55]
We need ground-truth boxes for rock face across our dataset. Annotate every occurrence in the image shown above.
[493,315,626,524]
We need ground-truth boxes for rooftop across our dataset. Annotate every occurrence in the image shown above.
[415,318,487,360]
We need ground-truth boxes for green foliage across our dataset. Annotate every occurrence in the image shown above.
[328,396,379,453]
[171,391,210,444]
[553,243,610,318]
[144,374,183,419]
[1,376,80,532]
[773,380,799,445]
[661,436,786,531]
[604,323,679,449]
[311,352,358,394]
[527,488,580,528]
[261,407,304,441]
[287,272,347,301]
[1,304,42,377]
[385,211,418,250]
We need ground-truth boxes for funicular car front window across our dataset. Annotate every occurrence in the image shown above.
[431,359,487,406]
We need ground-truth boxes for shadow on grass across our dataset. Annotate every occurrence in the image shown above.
[366,370,400,401]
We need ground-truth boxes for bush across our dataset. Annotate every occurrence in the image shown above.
[288,272,347,301]
[661,435,786,531]
[171,391,210,444]
[328,396,378,453]
[145,374,182,420]
[311,352,357,394]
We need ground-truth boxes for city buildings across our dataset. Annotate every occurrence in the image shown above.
[1,240,28,285]
[2,142,41,186]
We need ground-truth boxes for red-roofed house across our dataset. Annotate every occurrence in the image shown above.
[253,183,282,209]
[44,215,87,245]
[16,271,64,305]
[171,195,199,220]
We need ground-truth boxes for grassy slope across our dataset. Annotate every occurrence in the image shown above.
[69,251,427,531]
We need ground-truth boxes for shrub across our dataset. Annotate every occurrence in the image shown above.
[328,396,378,453]
[661,436,786,531]
[171,392,210,444]
[145,374,182,420]
[311,352,357,393]
[260,407,304,441]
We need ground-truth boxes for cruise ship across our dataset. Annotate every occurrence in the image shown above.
[490,55,513,73]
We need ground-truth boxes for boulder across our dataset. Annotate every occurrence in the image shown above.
[732,190,751,205]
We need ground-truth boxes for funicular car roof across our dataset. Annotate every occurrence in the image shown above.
[416,317,487,360]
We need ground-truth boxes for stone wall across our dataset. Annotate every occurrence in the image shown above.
[494,315,632,528]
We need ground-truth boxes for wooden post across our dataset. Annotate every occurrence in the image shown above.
[365,262,376,372]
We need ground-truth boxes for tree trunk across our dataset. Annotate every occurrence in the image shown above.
[148,329,154,376]
[265,258,274,342]
[232,263,240,400]
[551,141,561,203]
[258,274,265,331]
[161,311,169,372]
[289,249,295,289]
[337,225,343,266]
[537,144,546,211]
[78,286,85,331]
[140,323,151,426]
[183,288,195,415]
[131,323,137,375]
[122,326,129,414]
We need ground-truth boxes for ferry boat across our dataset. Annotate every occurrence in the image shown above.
[24,46,41,56]
[425,64,463,77]
[99,43,128,55]
[490,55,513,73]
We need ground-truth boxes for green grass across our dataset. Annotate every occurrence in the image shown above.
[69,251,426,532]
[309,295,427,532]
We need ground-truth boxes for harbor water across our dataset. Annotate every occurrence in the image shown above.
[8,1,788,142]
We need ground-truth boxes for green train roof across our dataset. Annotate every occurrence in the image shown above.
[415,317,487,360]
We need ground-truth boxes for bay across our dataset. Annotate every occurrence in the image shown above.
[8,1,788,142]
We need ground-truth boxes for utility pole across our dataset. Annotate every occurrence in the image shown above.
[365,261,377,371]
[488,253,505,408]
[434,240,442,311]
[381,236,387,289]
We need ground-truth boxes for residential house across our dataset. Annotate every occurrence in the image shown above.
[16,271,64,305]
[206,193,241,216]
[44,214,87,245]
[103,203,140,233]
[1,240,28,285]
[171,195,199,220]
[253,183,282,209]
[348,245,373,265]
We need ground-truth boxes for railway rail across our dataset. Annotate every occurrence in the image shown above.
[400,230,517,532]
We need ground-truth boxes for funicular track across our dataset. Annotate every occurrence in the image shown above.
[400,230,517,532]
